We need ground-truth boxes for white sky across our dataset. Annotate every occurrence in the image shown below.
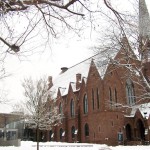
[0,0,150,113]
[0,31,95,113]
[0,141,150,150]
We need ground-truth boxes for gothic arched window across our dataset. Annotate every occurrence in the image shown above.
[83,94,88,114]
[59,102,62,114]
[92,89,94,110]
[70,99,75,117]
[126,79,135,105]
[97,88,100,109]
[71,126,75,138]
[114,88,118,106]
[49,130,53,141]
[84,123,89,137]
[60,128,63,140]
[109,87,112,109]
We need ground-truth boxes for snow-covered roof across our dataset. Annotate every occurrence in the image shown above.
[128,103,150,119]
[50,57,91,98]
[93,50,117,78]
[49,50,118,99]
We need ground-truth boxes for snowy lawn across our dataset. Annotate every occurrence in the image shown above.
[0,141,150,150]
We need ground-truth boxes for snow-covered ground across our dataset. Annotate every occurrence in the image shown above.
[0,141,150,150]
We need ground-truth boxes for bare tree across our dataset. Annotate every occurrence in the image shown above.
[0,0,130,92]
[22,76,61,150]
[0,0,135,53]
[0,0,89,54]
[1,0,148,105]
[0,0,140,71]
[0,0,135,110]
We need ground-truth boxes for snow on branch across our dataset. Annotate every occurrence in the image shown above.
[22,76,62,131]
[0,0,84,16]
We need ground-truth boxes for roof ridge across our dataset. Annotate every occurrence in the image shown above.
[68,53,99,69]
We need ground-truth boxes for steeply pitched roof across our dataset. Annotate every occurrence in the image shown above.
[49,50,118,99]
[50,57,91,98]
[139,0,150,38]
[93,49,118,78]
[127,102,150,119]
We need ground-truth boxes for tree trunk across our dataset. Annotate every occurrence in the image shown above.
[37,126,39,150]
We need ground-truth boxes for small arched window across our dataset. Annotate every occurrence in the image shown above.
[109,87,112,109]
[60,128,63,140]
[59,102,62,114]
[83,94,88,114]
[71,126,75,138]
[92,89,94,110]
[114,88,118,106]
[84,123,89,137]
[49,130,53,141]
[126,79,135,105]
[97,88,100,109]
[70,99,75,117]
[49,105,52,118]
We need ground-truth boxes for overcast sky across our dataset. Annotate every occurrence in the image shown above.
[0,0,150,113]
[0,25,96,113]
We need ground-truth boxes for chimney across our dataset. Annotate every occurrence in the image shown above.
[76,73,81,90]
[60,67,68,74]
[48,76,53,90]
[76,73,81,82]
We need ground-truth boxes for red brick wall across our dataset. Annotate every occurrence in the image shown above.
[46,50,150,145]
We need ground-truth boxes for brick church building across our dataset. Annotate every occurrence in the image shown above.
[43,0,150,145]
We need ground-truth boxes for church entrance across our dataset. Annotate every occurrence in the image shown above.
[126,124,132,141]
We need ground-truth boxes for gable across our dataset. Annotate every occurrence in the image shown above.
[49,51,119,99]
[103,37,140,79]
[126,103,150,119]
[114,37,138,62]
[67,83,75,97]
[87,60,102,84]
